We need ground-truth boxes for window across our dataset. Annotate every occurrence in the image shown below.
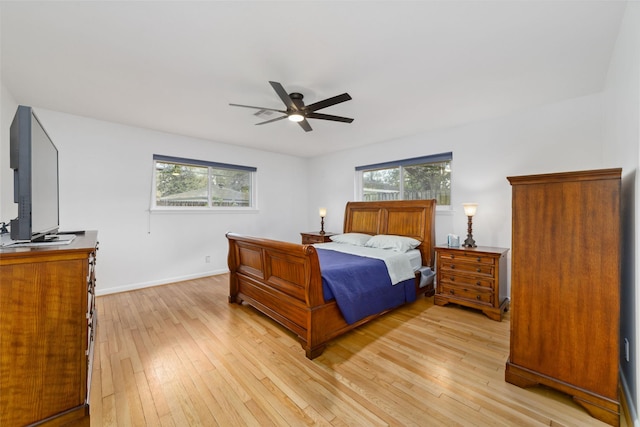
[356,152,452,207]
[152,155,256,209]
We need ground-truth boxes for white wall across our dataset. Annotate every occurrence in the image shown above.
[308,91,610,295]
[1,85,614,299]
[604,2,640,425]
[0,95,310,295]
[0,83,17,223]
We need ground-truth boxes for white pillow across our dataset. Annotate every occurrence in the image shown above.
[365,234,421,252]
[329,233,372,246]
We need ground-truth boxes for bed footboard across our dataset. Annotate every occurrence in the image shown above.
[226,232,333,358]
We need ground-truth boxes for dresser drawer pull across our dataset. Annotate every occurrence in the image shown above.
[449,289,455,294]
[476,268,481,272]
[476,295,481,300]
[450,276,455,281]
[477,281,481,286]
[477,257,481,262]
[451,264,455,269]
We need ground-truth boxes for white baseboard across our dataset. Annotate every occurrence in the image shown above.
[95,269,229,296]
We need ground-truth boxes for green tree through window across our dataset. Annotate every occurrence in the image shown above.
[153,155,256,208]
[357,153,451,206]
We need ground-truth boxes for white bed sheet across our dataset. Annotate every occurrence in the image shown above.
[406,249,422,271]
[314,242,416,285]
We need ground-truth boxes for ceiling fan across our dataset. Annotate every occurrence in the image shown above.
[230,81,353,132]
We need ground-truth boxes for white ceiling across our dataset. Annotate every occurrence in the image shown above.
[0,1,627,158]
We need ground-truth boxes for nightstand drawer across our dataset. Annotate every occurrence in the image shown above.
[440,273,494,289]
[438,252,496,265]
[440,284,493,305]
[302,235,326,244]
[301,232,336,244]
[439,262,494,276]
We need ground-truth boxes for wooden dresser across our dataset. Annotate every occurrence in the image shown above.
[434,245,509,321]
[0,231,98,426]
[506,169,621,426]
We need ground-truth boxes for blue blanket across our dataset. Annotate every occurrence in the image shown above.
[316,248,416,324]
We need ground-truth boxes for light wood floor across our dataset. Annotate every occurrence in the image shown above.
[90,274,624,426]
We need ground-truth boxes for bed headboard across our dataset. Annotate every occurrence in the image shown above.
[343,199,436,268]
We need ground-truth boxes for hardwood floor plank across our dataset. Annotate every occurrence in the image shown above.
[91,274,623,426]
[120,357,147,426]
[133,370,162,426]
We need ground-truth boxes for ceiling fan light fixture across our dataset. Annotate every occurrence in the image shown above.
[230,81,353,132]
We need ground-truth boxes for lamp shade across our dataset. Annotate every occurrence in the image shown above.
[319,207,327,217]
[463,203,478,217]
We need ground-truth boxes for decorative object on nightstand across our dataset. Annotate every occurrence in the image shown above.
[301,231,336,244]
[434,245,509,321]
[505,168,621,426]
[447,233,460,247]
[319,207,327,234]
[462,203,478,247]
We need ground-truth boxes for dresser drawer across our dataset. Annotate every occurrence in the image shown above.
[440,284,493,305]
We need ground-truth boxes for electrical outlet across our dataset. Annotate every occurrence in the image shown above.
[625,338,630,362]
[205,256,211,263]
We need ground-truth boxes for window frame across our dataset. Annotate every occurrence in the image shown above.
[151,154,257,212]
[355,152,452,209]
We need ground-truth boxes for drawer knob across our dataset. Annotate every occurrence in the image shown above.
[451,264,455,269]
[476,281,481,286]
[476,295,481,300]
[476,268,481,272]
[450,276,455,281]
[477,257,481,262]
[449,289,455,294]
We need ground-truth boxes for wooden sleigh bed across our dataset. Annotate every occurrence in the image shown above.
[226,199,436,359]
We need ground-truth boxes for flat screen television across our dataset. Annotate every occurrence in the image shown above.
[10,105,60,242]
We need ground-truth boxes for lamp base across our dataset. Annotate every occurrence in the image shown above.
[463,236,476,248]
[464,215,476,247]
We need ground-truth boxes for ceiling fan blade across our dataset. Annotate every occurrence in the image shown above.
[306,112,354,123]
[305,93,352,112]
[255,115,288,125]
[269,81,297,111]
[298,119,312,132]
[229,103,286,114]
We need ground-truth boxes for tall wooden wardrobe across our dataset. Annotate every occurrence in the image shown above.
[505,169,621,426]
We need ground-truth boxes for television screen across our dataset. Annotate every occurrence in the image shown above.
[10,105,60,241]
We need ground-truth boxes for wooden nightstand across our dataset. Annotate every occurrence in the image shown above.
[301,232,336,244]
[434,245,509,321]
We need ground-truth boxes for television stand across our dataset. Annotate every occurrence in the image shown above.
[0,231,98,426]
